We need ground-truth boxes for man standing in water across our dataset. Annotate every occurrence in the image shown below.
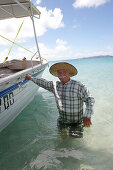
[25,62,95,137]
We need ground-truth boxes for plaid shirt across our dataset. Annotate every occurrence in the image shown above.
[31,78,95,123]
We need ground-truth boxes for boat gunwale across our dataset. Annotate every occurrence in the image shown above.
[0,68,45,99]
[0,62,48,85]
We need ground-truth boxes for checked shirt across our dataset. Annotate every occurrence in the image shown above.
[31,78,95,124]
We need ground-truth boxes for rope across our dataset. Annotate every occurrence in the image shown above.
[0,34,48,64]
[3,19,24,63]
[0,34,34,54]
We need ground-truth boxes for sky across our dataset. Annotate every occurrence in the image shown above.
[0,0,113,62]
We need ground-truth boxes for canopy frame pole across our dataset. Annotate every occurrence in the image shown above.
[29,1,42,66]
[13,0,42,67]
[31,51,38,68]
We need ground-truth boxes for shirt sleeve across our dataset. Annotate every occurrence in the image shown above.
[31,77,54,93]
[79,83,95,118]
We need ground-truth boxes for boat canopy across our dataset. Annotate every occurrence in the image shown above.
[0,0,41,20]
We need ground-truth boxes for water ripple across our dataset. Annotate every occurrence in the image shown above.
[29,149,84,169]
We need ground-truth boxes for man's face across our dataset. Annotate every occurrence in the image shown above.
[57,69,70,84]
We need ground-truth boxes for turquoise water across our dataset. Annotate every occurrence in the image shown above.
[0,56,113,170]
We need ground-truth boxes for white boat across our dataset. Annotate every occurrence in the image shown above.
[0,0,48,132]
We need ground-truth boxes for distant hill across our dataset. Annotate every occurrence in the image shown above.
[85,55,113,59]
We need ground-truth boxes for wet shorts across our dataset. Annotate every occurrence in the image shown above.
[57,119,83,138]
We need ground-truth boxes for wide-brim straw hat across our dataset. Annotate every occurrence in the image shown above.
[49,62,78,77]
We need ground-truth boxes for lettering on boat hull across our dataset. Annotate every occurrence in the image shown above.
[0,92,14,113]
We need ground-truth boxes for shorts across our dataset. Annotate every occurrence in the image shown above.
[57,119,83,138]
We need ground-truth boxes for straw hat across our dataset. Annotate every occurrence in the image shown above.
[49,62,78,77]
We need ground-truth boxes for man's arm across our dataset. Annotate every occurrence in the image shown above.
[79,83,95,127]
[25,75,54,93]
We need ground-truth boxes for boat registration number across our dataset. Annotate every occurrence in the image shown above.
[0,92,14,113]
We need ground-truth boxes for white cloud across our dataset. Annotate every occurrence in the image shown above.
[0,38,69,63]
[39,39,70,61]
[36,0,42,5]
[106,45,113,50]
[56,39,69,52]
[38,41,113,61]
[37,7,64,29]
[73,0,110,8]
[1,41,113,63]
[0,47,31,63]
[0,6,64,62]
[71,50,113,59]
[72,24,80,29]
[56,39,67,46]
[0,7,64,45]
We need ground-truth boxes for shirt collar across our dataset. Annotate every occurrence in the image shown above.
[60,79,72,85]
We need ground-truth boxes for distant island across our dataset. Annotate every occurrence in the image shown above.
[69,55,113,62]
[50,55,113,62]
[84,55,113,59]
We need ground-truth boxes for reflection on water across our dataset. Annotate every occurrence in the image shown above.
[29,149,84,169]
[0,57,113,170]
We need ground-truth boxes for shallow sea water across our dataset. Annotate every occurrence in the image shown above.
[0,57,113,170]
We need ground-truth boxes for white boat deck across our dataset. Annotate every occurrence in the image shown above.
[0,67,17,78]
[0,59,41,78]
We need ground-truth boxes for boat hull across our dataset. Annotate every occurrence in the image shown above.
[0,63,47,132]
